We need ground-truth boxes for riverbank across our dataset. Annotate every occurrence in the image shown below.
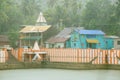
[0,62,120,70]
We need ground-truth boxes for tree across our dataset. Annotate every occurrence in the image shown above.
[20,0,41,24]
[0,0,13,33]
[45,0,82,28]
[81,0,115,35]
[8,31,19,48]
[111,0,120,36]
[47,0,57,8]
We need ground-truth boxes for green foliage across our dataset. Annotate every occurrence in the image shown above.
[44,0,82,28]
[20,0,40,24]
[8,30,19,48]
[81,0,120,36]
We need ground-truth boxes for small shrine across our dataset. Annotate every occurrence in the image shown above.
[19,12,51,48]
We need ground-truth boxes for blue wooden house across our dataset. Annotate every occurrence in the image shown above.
[70,30,105,49]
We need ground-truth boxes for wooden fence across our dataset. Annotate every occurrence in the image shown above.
[12,48,120,64]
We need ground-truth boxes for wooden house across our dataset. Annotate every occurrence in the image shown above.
[19,12,51,48]
[114,38,120,49]
[45,27,84,48]
[70,30,105,49]
[0,35,10,47]
[45,28,73,48]
[104,36,119,49]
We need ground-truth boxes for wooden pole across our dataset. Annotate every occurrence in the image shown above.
[29,33,30,47]
[77,49,79,63]
[19,39,21,48]
[41,32,43,48]
[29,54,32,62]
[23,33,26,46]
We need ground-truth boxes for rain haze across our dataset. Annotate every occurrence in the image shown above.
[0,0,120,80]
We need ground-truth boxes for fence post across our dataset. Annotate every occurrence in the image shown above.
[77,49,79,63]
[18,48,23,62]
[105,50,108,64]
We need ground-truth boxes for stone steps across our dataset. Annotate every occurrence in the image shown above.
[6,51,20,64]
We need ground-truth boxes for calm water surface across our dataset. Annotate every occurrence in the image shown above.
[0,69,120,80]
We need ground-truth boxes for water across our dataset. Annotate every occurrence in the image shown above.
[0,69,120,80]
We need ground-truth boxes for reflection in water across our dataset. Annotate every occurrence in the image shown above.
[0,69,120,80]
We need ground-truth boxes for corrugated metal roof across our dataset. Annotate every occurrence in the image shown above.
[0,35,9,42]
[105,36,119,39]
[46,27,84,43]
[46,28,73,43]
[46,37,69,43]
[78,30,105,35]
[55,28,73,38]
[20,25,51,33]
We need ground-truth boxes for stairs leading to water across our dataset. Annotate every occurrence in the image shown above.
[6,51,20,64]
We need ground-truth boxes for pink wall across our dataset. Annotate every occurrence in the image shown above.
[13,48,120,64]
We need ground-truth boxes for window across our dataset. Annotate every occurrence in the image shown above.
[58,46,61,48]
[82,34,84,37]
[51,44,54,48]
[99,43,101,46]
[117,41,120,45]
[73,34,79,41]
[81,43,84,47]
[86,35,96,38]
[112,41,114,45]
[106,41,108,44]
[74,43,76,47]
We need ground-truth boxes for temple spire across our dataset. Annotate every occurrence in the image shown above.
[36,12,47,26]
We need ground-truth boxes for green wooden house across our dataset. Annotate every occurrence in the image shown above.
[104,36,119,49]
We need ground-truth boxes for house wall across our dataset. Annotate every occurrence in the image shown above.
[71,31,81,48]
[45,43,50,48]
[70,31,105,49]
[54,43,64,48]
[45,43,56,48]
[0,42,9,46]
[114,38,120,49]
[66,39,71,48]
[104,38,114,49]
[46,42,67,48]
[0,35,10,46]
[81,34,105,49]
[96,35,105,49]
[80,34,85,48]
